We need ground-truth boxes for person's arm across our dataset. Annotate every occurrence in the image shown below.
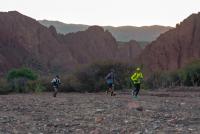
[139,73,144,83]
[131,73,136,81]
[105,73,110,80]
[140,73,143,79]
[112,73,114,81]
[58,79,61,84]
[51,78,55,83]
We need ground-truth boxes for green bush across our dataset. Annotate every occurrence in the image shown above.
[145,60,200,89]
[6,67,39,93]
[7,67,38,81]
[182,62,200,86]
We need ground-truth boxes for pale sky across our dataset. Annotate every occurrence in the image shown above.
[0,0,200,27]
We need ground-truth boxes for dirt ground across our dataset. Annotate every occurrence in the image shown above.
[0,89,200,134]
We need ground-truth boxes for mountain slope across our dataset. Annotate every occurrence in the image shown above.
[61,26,118,63]
[0,11,77,74]
[117,40,142,62]
[104,25,172,42]
[39,20,172,42]
[0,11,142,74]
[39,20,88,34]
[138,12,200,72]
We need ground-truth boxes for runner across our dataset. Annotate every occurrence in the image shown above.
[130,67,143,98]
[51,75,61,97]
[105,69,116,96]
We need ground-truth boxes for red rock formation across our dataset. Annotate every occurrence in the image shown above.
[138,13,200,72]
[0,11,142,75]
[62,26,118,63]
[117,40,142,63]
[0,11,77,74]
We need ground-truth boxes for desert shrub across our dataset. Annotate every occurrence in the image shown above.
[144,72,168,89]
[39,76,53,92]
[61,62,136,92]
[182,62,200,86]
[0,79,12,95]
[27,80,46,93]
[145,60,200,89]
[7,67,38,81]
[6,67,42,93]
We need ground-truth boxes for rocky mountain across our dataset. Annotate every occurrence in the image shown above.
[39,20,88,34]
[61,26,118,64]
[138,12,200,72]
[117,40,142,63]
[0,11,78,75]
[39,20,172,42]
[0,11,142,75]
[104,25,172,42]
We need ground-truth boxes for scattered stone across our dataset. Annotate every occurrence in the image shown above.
[124,120,129,123]
[145,109,151,112]
[188,128,195,131]
[136,106,143,111]
[89,128,102,134]
[127,102,139,109]
[0,92,200,133]
[56,118,60,121]
[95,116,104,124]
[144,129,148,133]
[180,103,185,106]
[135,131,142,134]
[165,100,169,103]
[95,109,105,113]
[153,123,159,129]
[65,123,69,127]
[120,128,127,133]
[75,129,85,134]
[111,128,121,133]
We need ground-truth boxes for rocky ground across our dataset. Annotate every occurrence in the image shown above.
[0,89,200,134]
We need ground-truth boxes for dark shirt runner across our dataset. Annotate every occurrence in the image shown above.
[51,75,61,97]
[105,71,116,96]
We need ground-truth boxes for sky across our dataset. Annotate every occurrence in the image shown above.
[0,0,200,27]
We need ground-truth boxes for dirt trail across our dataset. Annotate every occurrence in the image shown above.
[0,91,200,134]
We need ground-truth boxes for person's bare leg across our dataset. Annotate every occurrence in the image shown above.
[106,88,110,94]
[53,87,58,97]
[110,88,115,96]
